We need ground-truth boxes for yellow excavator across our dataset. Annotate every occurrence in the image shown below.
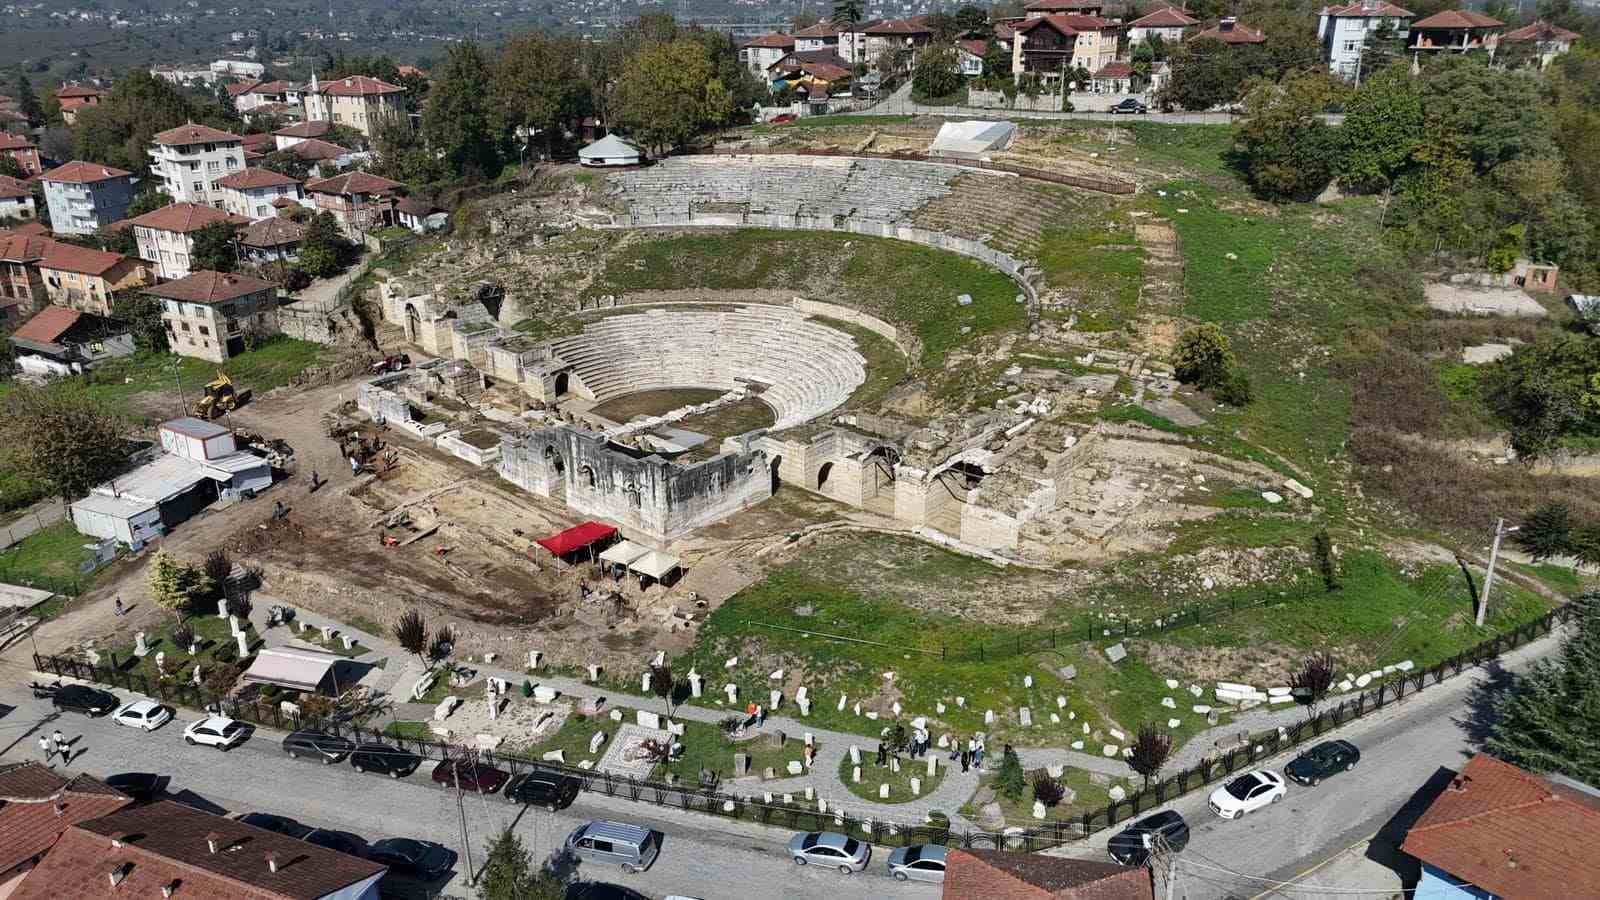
[194,372,240,419]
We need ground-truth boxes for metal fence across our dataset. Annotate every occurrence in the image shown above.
[30,600,1578,851]
[689,145,1135,195]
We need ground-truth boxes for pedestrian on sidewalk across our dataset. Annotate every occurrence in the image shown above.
[960,747,970,772]
[876,741,887,766]
[114,596,124,617]
[38,735,52,762]
[51,730,67,761]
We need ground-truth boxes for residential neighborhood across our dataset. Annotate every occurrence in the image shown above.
[0,2,1598,900]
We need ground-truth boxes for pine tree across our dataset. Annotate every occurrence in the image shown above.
[997,744,1027,800]
[13,71,41,128]
[478,828,564,900]
[1487,594,1600,783]
[1516,502,1573,561]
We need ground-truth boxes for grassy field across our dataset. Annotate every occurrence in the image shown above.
[585,230,1024,369]
[110,610,260,685]
[836,750,948,804]
[0,521,105,594]
[958,765,1116,827]
[810,316,910,413]
[1034,226,1144,332]
[592,389,724,422]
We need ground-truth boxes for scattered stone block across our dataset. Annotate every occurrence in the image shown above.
[1104,643,1127,664]
[735,754,751,777]
[1168,718,1181,728]
[636,710,661,729]
[535,685,560,704]
[1161,697,1176,709]
[590,732,606,753]
[911,777,921,796]
[1109,728,1125,742]
[1285,479,1313,499]
[1032,800,1047,819]
[1050,714,1060,724]
[879,784,890,799]
[1108,785,1126,802]
[1103,744,1119,757]
[1057,695,1067,709]
[609,709,624,722]
[1262,491,1283,504]
[1019,708,1032,727]
[542,750,565,764]
[852,766,861,783]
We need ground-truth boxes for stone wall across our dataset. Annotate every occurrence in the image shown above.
[436,431,501,467]
[791,298,899,345]
[966,89,1066,112]
[276,297,363,346]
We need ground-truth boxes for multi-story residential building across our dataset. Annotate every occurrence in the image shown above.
[37,242,150,315]
[0,231,50,324]
[55,84,104,125]
[147,123,246,207]
[217,168,303,220]
[1012,14,1121,80]
[1500,20,1580,68]
[40,161,136,236]
[1024,0,1107,17]
[150,65,218,86]
[1194,18,1268,46]
[741,32,796,77]
[0,175,34,223]
[209,59,266,80]
[301,74,406,137]
[0,133,42,177]
[272,119,334,150]
[128,202,249,280]
[149,271,281,362]
[304,171,402,237]
[794,21,841,53]
[1407,10,1502,55]
[1319,0,1414,79]
[229,79,296,113]
[864,18,935,68]
[1126,6,1200,46]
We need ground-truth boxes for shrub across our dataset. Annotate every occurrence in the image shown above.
[1215,371,1254,406]
[997,745,1027,800]
[1031,772,1066,807]
[1173,324,1235,391]
[171,623,196,651]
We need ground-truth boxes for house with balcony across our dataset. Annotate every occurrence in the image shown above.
[0,175,34,224]
[147,122,246,207]
[864,18,935,69]
[0,231,50,325]
[149,271,280,362]
[1319,0,1414,79]
[302,74,406,137]
[1408,10,1502,55]
[38,242,150,315]
[8,306,135,378]
[1500,20,1580,68]
[40,161,136,236]
[0,133,42,177]
[128,202,250,280]
[217,167,303,220]
[794,21,841,53]
[55,84,104,125]
[742,32,796,77]
[1194,18,1268,45]
[1012,14,1120,81]
[1126,6,1200,46]
[1024,0,1107,17]
[305,171,402,238]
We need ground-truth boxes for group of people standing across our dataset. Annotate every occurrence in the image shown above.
[954,735,987,773]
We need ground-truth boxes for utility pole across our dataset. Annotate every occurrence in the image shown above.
[1477,517,1519,627]
[451,751,475,884]
[1148,831,1180,900]
[171,355,186,418]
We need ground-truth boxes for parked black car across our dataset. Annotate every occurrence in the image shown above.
[366,838,457,880]
[1284,740,1360,786]
[52,684,119,716]
[238,812,314,840]
[305,828,368,857]
[1107,811,1190,866]
[103,772,163,804]
[282,729,357,764]
[1110,98,1148,115]
[350,743,421,778]
[504,772,581,811]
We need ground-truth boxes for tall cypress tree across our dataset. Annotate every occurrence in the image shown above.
[1487,594,1600,783]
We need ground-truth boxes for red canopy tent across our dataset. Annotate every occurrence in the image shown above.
[536,521,618,557]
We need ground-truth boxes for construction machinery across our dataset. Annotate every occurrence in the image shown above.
[194,372,241,419]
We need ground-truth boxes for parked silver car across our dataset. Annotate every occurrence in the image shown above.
[886,843,946,882]
[788,831,870,874]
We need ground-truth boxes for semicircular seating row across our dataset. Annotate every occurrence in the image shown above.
[550,306,867,431]
[612,155,963,222]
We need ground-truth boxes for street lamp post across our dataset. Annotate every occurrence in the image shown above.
[1477,517,1520,627]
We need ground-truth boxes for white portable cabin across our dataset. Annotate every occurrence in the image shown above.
[159,416,237,461]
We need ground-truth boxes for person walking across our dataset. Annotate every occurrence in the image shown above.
[113,596,124,617]
[38,734,52,762]
[960,747,970,773]
[975,739,986,767]
[51,730,67,763]
[876,741,887,766]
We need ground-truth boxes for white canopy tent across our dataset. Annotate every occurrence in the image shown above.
[241,645,347,694]
[629,550,682,583]
[598,539,650,568]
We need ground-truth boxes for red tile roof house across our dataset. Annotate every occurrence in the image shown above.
[0,762,133,894]
[9,304,137,376]
[742,31,796,77]
[0,231,52,325]
[1399,754,1600,900]
[305,171,403,239]
[1126,6,1201,46]
[238,216,306,264]
[272,119,334,151]
[9,799,387,900]
[40,160,137,236]
[1500,20,1580,68]
[1024,0,1109,18]
[38,240,151,315]
[0,174,35,223]
[1407,10,1503,53]
[55,83,105,125]
[0,132,43,177]
[1194,18,1268,45]
[942,849,1154,899]
[864,17,936,68]
[147,122,247,207]
[147,270,282,362]
[218,167,305,220]
[301,74,406,138]
[129,202,251,280]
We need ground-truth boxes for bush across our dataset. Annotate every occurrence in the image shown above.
[997,745,1027,800]
[1032,772,1066,807]
[1173,324,1235,391]
[1215,371,1254,406]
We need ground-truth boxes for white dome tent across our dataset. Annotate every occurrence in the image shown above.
[578,134,645,168]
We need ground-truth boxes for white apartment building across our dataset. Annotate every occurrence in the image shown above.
[217,168,304,220]
[40,161,136,236]
[128,202,249,281]
[301,74,407,137]
[1319,0,1415,79]
[147,123,246,207]
[210,59,266,79]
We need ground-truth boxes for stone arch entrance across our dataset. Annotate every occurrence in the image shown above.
[404,303,421,343]
[554,371,570,397]
[816,461,834,491]
[543,444,565,474]
[579,465,596,489]
[770,455,784,493]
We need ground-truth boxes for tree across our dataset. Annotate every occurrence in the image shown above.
[1336,63,1422,193]
[1569,525,1600,571]
[1032,771,1066,807]
[370,111,442,184]
[650,662,676,715]
[189,221,238,273]
[1518,504,1573,561]
[0,154,22,179]
[1128,724,1171,787]
[147,550,211,615]
[1,383,128,505]
[997,744,1027,799]
[1313,528,1340,591]
[1482,334,1600,460]
[12,70,41,127]
[1232,70,1342,202]
[952,5,990,35]
[422,41,503,179]
[1291,652,1336,713]
[1172,323,1235,391]
[72,69,226,174]
[297,212,348,278]
[226,593,253,622]
[1417,56,1551,175]
[393,609,429,667]
[111,292,168,352]
[478,827,564,900]
[126,187,172,219]
[1487,594,1600,783]
[171,622,196,651]
[912,47,962,102]
[493,33,588,160]
[612,39,720,155]
[203,548,233,588]
[1160,38,1246,112]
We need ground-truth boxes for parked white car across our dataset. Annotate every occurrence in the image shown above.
[183,715,248,750]
[111,699,172,731]
[1207,770,1286,819]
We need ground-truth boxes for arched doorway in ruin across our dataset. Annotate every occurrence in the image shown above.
[404,303,421,343]
[816,461,834,491]
[554,371,570,397]
[543,444,565,475]
[770,455,783,493]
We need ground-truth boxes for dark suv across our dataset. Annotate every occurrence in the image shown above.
[1284,740,1360,787]
[1107,811,1189,866]
[1110,97,1148,115]
[282,729,356,764]
[350,743,421,778]
[52,684,119,716]
[505,772,581,810]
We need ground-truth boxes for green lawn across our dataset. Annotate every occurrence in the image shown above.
[110,610,260,685]
[0,521,106,595]
[1034,226,1144,331]
[958,766,1116,827]
[836,750,948,804]
[383,720,434,741]
[1510,562,1589,598]
[809,316,910,413]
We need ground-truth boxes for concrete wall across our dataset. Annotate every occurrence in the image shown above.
[967,89,1066,112]
[277,296,360,346]
[791,298,899,345]
[436,431,501,467]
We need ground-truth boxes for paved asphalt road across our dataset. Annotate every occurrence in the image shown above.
[0,677,939,900]
[1057,631,1559,899]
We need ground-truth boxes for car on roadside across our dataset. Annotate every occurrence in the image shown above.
[430,758,510,794]
[886,843,946,882]
[103,772,163,804]
[111,699,172,731]
[237,812,313,840]
[365,837,457,880]
[305,828,368,857]
[51,684,118,716]
[1284,740,1360,787]
[1208,770,1286,819]
[350,743,421,779]
[505,771,580,810]
[1107,810,1190,866]
[282,729,357,764]
[1110,98,1148,115]
[788,831,870,874]
[183,715,248,750]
